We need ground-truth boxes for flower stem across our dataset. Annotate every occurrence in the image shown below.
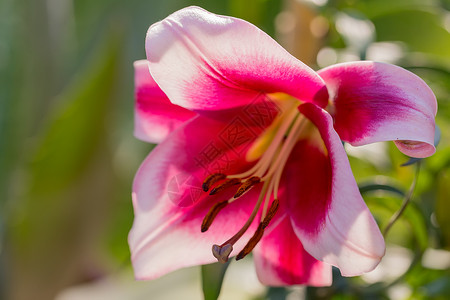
[383,161,421,236]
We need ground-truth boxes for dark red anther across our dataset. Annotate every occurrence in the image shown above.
[202,173,226,192]
[201,200,229,232]
[234,176,261,198]
[209,178,241,195]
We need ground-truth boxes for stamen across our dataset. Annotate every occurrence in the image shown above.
[203,102,307,264]
[262,115,306,181]
[234,176,261,198]
[212,244,233,264]
[210,181,270,263]
[261,198,279,228]
[236,199,279,260]
[202,173,226,192]
[229,108,299,180]
[201,200,228,232]
[260,176,275,220]
[273,167,283,204]
[209,178,241,195]
[236,223,264,260]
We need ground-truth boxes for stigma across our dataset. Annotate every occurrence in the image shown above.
[200,99,307,263]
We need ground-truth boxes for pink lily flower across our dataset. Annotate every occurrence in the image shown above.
[129,6,437,286]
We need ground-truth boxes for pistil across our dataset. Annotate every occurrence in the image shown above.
[212,244,233,263]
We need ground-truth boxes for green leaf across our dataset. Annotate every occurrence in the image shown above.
[436,168,450,249]
[360,170,428,250]
[28,30,122,196]
[11,27,123,250]
[228,0,281,36]
[201,261,230,300]
[365,194,429,250]
[371,9,450,62]
[351,0,437,19]
[359,181,406,198]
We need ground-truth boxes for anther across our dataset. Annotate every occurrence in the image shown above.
[202,173,226,192]
[236,199,279,261]
[212,244,233,263]
[234,176,261,198]
[236,223,264,261]
[262,198,279,229]
[201,200,228,232]
[209,178,241,195]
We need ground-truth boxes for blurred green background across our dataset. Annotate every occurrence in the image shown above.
[1,0,449,299]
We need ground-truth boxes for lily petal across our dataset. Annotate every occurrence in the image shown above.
[129,115,264,279]
[319,61,436,158]
[134,60,196,143]
[146,6,328,113]
[288,103,385,276]
[254,215,332,286]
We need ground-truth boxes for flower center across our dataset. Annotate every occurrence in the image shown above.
[201,99,308,263]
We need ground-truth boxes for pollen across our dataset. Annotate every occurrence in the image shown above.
[261,198,279,229]
[233,176,261,198]
[202,173,226,192]
[209,178,241,195]
[237,199,279,260]
[201,200,228,232]
[236,224,264,261]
